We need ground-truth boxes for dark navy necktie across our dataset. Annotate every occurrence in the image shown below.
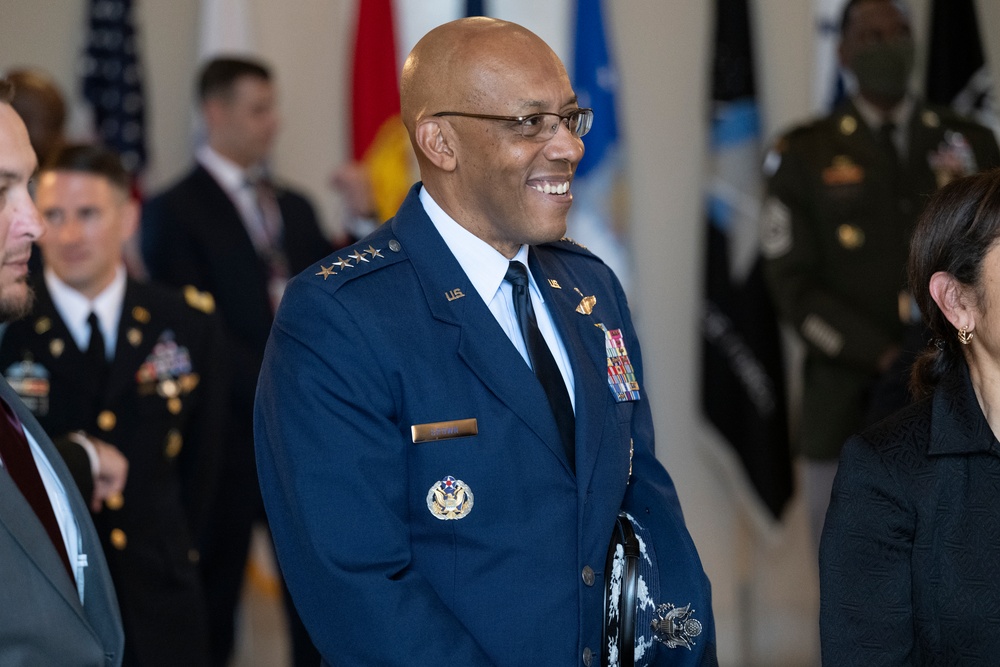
[504,261,575,470]
[0,395,74,581]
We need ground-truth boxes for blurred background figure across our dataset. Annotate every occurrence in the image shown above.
[759,0,1000,548]
[6,67,66,167]
[141,56,330,667]
[0,143,227,666]
[821,167,1000,664]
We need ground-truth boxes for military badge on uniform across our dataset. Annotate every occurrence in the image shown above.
[822,156,864,187]
[928,130,977,189]
[758,197,792,259]
[597,324,640,402]
[4,360,50,415]
[574,288,596,315]
[136,331,198,409]
[426,476,474,520]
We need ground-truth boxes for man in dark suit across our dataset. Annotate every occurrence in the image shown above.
[141,57,332,665]
[255,18,716,665]
[0,79,124,666]
[759,0,1000,545]
[0,143,227,665]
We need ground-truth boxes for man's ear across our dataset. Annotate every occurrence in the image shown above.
[929,271,976,333]
[414,118,456,172]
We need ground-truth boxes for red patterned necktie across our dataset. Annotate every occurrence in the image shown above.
[0,395,74,581]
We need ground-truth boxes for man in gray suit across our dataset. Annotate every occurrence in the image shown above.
[0,78,125,665]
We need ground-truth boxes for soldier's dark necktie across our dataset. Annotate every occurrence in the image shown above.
[877,121,902,191]
[504,261,575,470]
[877,121,900,165]
[86,312,109,403]
[0,395,74,581]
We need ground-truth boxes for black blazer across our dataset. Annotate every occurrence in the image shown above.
[820,363,1000,665]
[141,164,333,409]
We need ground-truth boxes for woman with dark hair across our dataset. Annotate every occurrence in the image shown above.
[820,168,1000,664]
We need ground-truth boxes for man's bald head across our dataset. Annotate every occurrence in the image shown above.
[400,18,563,135]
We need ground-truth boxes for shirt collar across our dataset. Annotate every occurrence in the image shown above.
[44,265,127,353]
[197,144,257,195]
[418,186,535,304]
[851,93,914,129]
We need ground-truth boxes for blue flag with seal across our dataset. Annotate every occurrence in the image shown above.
[568,0,630,290]
[702,0,792,520]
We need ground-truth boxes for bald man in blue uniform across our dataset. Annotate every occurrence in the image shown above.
[254,17,716,666]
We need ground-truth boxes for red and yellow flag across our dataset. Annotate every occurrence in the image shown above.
[350,0,411,222]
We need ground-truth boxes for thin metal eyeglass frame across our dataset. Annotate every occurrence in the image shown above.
[431,108,594,139]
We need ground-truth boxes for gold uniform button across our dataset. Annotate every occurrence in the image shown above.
[165,430,183,458]
[131,306,151,323]
[167,397,182,415]
[110,528,127,550]
[582,565,596,587]
[97,410,116,431]
[188,548,200,564]
[105,493,124,511]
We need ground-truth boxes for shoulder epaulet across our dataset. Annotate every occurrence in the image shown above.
[543,236,602,261]
[183,285,216,314]
[311,236,406,288]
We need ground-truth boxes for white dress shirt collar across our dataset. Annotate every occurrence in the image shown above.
[44,265,126,360]
[197,144,252,196]
[418,186,537,303]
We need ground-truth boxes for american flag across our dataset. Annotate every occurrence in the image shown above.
[82,0,147,174]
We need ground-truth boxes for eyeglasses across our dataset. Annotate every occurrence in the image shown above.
[432,108,594,141]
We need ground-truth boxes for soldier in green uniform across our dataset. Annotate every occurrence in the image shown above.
[760,0,1000,545]
[0,144,227,666]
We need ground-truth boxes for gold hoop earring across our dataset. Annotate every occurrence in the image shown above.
[958,327,974,345]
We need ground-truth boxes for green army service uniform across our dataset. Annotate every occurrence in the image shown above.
[761,100,1000,460]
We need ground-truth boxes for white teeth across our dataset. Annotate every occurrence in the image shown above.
[532,181,570,195]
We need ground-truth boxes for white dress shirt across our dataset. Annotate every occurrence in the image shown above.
[419,186,576,411]
[44,265,126,361]
[197,144,277,253]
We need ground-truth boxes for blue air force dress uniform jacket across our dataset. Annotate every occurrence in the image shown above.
[760,100,1000,460]
[0,377,124,666]
[0,278,226,666]
[254,185,717,666]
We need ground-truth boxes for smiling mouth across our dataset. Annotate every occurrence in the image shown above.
[529,180,570,195]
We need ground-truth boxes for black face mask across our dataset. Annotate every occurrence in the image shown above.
[849,37,916,102]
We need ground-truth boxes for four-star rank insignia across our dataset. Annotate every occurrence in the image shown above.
[315,244,390,280]
[426,475,474,520]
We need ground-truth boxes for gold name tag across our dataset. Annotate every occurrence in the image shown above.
[411,418,478,443]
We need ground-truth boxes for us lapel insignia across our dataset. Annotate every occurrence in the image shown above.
[574,288,596,315]
[548,279,561,289]
[445,288,465,302]
[426,475,474,520]
[597,323,641,402]
[34,317,51,334]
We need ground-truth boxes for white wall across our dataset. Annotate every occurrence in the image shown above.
[4,1,1000,664]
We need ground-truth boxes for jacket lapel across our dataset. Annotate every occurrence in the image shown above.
[103,281,151,403]
[0,378,89,618]
[390,189,569,473]
[530,249,614,492]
